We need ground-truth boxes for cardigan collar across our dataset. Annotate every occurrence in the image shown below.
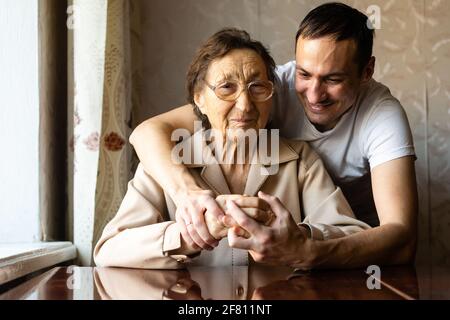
[181,131,299,196]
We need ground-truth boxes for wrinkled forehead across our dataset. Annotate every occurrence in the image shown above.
[295,36,358,74]
[205,49,268,83]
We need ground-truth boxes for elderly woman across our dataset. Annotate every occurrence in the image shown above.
[94,28,370,269]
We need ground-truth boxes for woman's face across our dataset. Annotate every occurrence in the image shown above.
[194,49,272,136]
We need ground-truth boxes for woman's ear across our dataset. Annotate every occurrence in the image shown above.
[194,91,206,112]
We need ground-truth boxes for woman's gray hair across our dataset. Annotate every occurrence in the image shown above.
[185,28,276,129]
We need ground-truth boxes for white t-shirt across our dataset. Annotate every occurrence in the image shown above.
[270,61,416,226]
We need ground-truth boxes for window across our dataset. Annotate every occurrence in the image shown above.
[0,0,75,287]
[0,0,40,244]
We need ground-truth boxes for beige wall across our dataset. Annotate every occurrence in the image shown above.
[130,0,450,264]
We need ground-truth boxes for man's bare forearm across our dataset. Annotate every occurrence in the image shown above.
[304,223,416,270]
[303,157,418,270]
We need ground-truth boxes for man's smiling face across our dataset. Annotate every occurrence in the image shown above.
[295,36,370,132]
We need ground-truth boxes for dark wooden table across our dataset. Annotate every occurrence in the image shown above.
[1,263,449,300]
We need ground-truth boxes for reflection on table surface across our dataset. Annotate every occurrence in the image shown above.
[1,263,449,300]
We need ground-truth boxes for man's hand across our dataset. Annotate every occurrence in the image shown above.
[216,195,275,228]
[174,189,224,251]
[226,191,311,267]
[204,195,275,240]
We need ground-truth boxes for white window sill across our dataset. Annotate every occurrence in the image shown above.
[0,242,76,285]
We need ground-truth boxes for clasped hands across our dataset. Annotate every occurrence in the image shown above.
[174,190,311,265]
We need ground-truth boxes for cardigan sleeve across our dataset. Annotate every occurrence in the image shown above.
[93,163,198,269]
[297,143,371,240]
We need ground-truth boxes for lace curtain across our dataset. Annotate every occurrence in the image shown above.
[68,0,134,265]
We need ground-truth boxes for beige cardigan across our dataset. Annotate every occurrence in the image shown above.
[94,138,370,269]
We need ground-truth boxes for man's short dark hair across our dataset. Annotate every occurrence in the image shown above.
[296,2,374,74]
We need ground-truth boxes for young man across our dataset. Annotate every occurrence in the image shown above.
[130,3,418,269]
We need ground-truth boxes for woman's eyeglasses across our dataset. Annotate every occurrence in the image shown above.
[204,80,274,102]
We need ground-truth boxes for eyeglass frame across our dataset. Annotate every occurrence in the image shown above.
[203,79,275,102]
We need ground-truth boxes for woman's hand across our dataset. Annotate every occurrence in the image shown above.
[217,195,275,228]
[202,195,274,241]
[163,277,204,300]
[174,189,224,251]
[175,192,275,251]
[204,210,243,240]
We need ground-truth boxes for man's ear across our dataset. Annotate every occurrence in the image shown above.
[362,56,376,83]
[194,91,206,112]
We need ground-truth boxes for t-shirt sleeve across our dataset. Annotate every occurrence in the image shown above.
[362,99,416,169]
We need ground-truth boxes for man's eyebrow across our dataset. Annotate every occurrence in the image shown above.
[295,65,309,73]
[295,65,347,77]
[324,72,347,77]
